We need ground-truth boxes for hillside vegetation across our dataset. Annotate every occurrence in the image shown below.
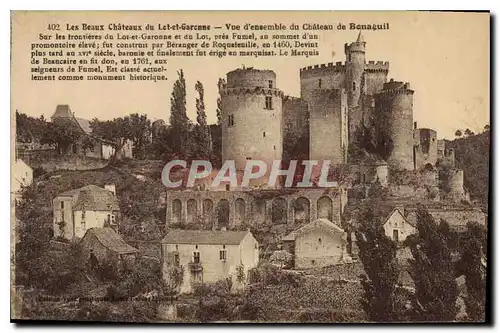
[446,129,490,206]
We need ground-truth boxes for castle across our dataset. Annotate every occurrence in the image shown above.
[165,32,477,232]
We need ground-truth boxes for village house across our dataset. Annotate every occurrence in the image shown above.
[12,158,33,201]
[161,229,259,293]
[50,104,133,160]
[282,218,348,269]
[79,227,138,273]
[382,207,416,242]
[52,184,120,240]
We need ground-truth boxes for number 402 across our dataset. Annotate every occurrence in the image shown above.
[47,24,60,31]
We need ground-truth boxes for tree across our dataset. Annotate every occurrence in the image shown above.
[191,81,212,159]
[406,207,458,322]
[216,78,225,126]
[464,128,475,137]
[91,114,151,160]
[169,69,191,157]
[456,222,487,321]
[127,113,151,159]
[355,207,399,322]
[455,129,463,138]
[90,117,131,160]
[40,119,83,154]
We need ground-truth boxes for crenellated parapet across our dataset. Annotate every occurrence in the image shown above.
[220,86,285,98]
[376,79,414,97]
[365,61,390,73]
[300,62,346,78]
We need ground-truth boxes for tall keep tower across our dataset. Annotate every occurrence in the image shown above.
[221,68,284,172]
[345,32,367,144]
[345,31,366,108]
[374,79,415,171]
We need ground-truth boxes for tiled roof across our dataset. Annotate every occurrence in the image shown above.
[58,185,119,211]
[51,104,73,119]
[75,117,92,134]
[162,230,250,245]
[84,228,138,254]
[50,104,93,134]
[283,218,345,241]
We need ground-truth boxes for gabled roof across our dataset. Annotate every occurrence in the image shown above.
[283,218,345,241]
[57,185,119,211]
[383,208,416,227]
[161,230,250,245]
[83,228,138,254]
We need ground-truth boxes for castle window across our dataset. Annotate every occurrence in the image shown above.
[246,157,252,160]
[81,220,86,230]
[263,132,266,138]
[265,96,273,110]
[228,114,234,127]
[348,54,352,62]
[352,82,356,91]
[318,79,322,88]
[318,238,322,244]
[268,80,273,88]
[60,201,64,209]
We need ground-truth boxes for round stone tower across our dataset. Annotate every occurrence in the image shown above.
[345,31,366,108]
[375,79,415,171]
[221,67,284,172]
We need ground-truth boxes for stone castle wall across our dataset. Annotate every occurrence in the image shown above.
[308,89,348,165]
[414,128,438,169]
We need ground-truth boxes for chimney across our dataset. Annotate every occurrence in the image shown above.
[220,227,227,231]
[414,121,417,130]
[105,184,116,196]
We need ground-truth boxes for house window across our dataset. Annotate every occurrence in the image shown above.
[318,79,322,88]
[193,251,200,264]
[268,80,273,88]
[265,96,273,109]
[81,211,86,219]
[352,82,356,91]
[81,220,86,230]
[220,249,227,261]
[111,215,116,224]
[60,201,64,209]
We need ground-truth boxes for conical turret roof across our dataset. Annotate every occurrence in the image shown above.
[356,31,364,43]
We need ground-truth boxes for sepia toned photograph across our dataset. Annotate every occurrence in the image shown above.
[10,10,490,323]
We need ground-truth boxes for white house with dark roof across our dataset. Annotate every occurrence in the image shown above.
[282,218,348,269]
[382,207,416,242]
[161,229,259,293]
[53,184,120,240]
[50,104,133,160]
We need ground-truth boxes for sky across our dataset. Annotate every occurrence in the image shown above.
[11,11,490,139]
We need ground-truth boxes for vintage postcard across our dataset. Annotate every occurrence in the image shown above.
[11,11,490,323]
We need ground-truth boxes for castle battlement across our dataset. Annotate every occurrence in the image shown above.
[220,86,285,98]
[365,61,389,72]
[300,62,346,75]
